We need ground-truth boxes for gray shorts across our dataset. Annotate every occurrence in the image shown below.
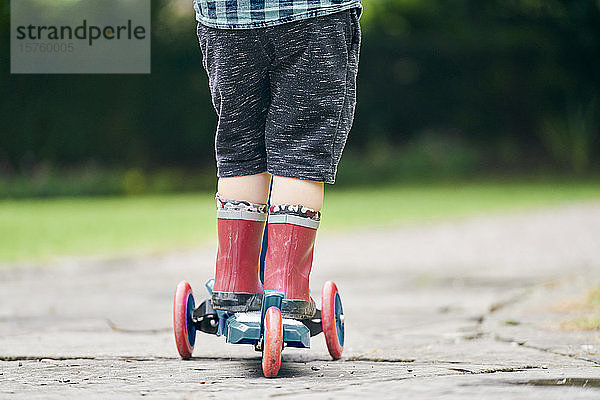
[197,8,361,184]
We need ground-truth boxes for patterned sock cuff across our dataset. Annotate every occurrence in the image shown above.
[216,193,267,221]
[269,204,321,229]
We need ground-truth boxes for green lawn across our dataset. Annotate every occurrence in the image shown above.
[1,180,599,263]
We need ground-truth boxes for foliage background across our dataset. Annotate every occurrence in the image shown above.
[0,0,599,197]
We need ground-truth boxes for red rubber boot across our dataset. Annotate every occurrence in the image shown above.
[211,195,267,312]
[264,205,320,319]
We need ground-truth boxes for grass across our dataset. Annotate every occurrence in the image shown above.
[587,285,600,307]
[322,179,600,229]
[1,179,600,263]
[559,283,600,331]
[574,284,600,331]
[566,316,600,331]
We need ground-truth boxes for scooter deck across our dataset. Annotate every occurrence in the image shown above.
[193,280,320,350]
[224,311,311,348]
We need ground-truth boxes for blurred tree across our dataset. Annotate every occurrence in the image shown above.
[353,0,600,172]
[0,0,598,182]
[0,0,215,173]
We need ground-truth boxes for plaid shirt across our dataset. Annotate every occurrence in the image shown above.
[194,0,362,29]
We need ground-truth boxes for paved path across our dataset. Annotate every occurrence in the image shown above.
[1,202,600,398]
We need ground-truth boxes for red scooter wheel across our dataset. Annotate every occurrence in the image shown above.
[173,280,196,359]
[262,306,283,378]
[322,281,344,360]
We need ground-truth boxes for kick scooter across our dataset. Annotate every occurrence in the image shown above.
[172,225,345,377]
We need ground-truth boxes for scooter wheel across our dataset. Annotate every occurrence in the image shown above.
[322,281,344,360]
[262,306,283,378]
[173,280,196,359]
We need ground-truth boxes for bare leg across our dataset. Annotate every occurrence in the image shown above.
[264,175,323,319]
[217,172,271,204]
[270,176,324,210]
[212,172,271,312]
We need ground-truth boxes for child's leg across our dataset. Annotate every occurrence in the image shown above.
[212,175,271,312]
[264,176,324,319]
[218,172,271,205]
[270,176,324,211]
[259,9,361,319]
[196,25,273,312]
[212,188,268,312]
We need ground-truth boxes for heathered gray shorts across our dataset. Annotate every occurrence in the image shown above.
[197,8,361,184]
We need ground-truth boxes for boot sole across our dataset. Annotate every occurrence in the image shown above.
[281,299,317,320]
[211,292,262,312]
[212,292,316,319]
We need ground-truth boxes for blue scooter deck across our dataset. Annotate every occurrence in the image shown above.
[223,311,311,348]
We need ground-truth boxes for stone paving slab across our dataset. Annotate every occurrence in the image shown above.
[482,275,600,365]
[2,359,599,399]
[1,201,600,398]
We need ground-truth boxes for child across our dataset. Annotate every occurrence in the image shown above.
[194,0,362,319]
